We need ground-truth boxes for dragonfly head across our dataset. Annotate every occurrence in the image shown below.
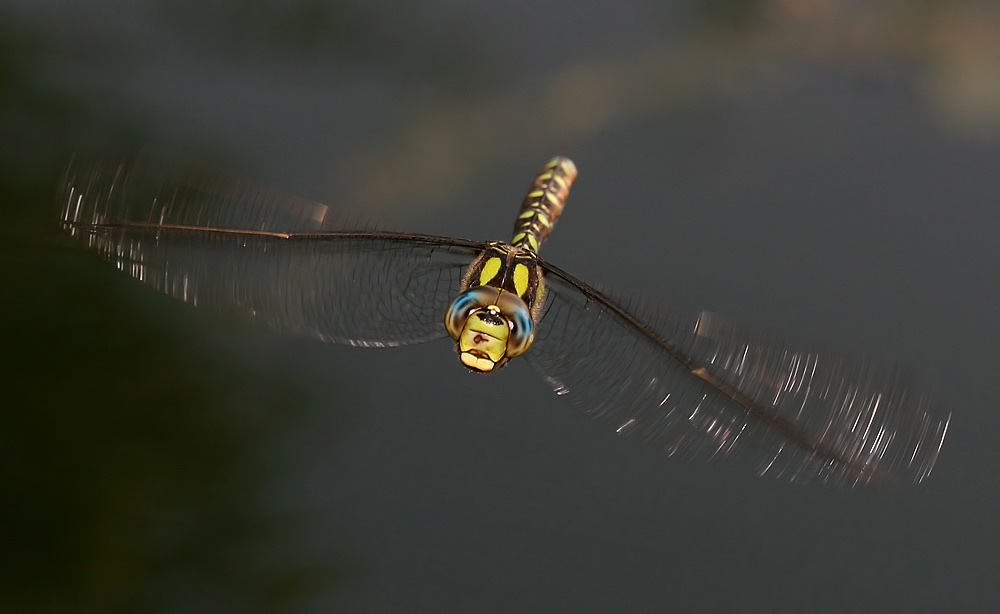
[445,286,535,373]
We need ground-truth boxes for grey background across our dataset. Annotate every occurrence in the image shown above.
[2,1,998,611]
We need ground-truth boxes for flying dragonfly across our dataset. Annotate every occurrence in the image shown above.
[59,152,949,487]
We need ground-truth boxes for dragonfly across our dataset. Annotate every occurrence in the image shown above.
[59,151,950,487]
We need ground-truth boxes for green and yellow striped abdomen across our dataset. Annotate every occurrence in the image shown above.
[510,156,578,253]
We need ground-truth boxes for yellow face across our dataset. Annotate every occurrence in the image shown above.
[445,286,536,373]
[457,307,510,372]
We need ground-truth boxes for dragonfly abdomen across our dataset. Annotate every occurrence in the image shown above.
[511,156,577,253]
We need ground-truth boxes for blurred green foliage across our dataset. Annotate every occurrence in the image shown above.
[0,7,357,611]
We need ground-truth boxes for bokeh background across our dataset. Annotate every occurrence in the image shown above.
[3,1,999,611]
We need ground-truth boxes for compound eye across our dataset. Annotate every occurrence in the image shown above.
[495,291,535,357]
[445,286,500,340]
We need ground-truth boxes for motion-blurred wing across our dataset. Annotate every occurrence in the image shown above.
[528,263,949,486]
[59,152,480,346]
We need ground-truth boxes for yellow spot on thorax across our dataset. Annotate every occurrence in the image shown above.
[512,263,530,297]
[479,257,503,286]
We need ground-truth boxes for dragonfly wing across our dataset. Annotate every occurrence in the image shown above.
[60,151,350,231]
[527,263,950,486]
[59,152,479,347]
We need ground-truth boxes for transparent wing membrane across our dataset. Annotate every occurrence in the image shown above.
[59,151,949,486]
[61,151,341,232]
[529,266,949,486]
[60,152,478,346]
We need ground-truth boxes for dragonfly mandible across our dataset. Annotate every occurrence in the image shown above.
[59,152,949,487]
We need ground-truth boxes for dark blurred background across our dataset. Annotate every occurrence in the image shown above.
[2,1,999,611]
